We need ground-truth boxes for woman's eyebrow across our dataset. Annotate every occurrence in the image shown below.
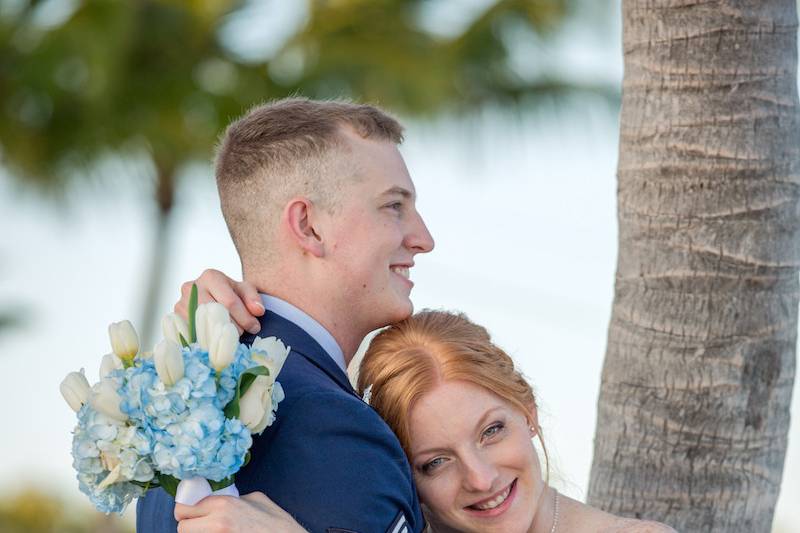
[475,406,505,431]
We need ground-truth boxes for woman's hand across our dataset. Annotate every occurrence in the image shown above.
[174,269,263,334]
[175,491,309,533]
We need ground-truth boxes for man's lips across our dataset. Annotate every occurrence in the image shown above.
[390,265,411,279]
[390,264,414,288]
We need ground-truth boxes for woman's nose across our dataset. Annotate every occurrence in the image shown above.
[461,454,499,493]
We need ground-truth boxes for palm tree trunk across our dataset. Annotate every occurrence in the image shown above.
[138,166,175,349]
[588,1,800,531]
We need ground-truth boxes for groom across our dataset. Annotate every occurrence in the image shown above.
[136,98,434,532]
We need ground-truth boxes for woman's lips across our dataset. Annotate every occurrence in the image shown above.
[463,478,518,518]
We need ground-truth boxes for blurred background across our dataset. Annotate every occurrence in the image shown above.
[0,0,798,531]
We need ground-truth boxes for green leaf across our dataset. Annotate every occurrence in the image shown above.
[242,451,251,468]
[223,365,270,419]
[188,283,198,343]
[224,402,238,419]
[244,365,269,379]
[208,476,235,491]
[238,372,258,397]
[178,332,189,349]
[157,473,180,498]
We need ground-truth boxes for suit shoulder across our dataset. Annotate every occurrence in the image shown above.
[266,360,399,451]
[281,386,393,434]
[273,351,345,395]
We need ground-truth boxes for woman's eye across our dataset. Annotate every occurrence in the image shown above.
[483,422,504,440]
[422,457,446,474]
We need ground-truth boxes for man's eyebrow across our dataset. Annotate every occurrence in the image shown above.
[380,186,413,199]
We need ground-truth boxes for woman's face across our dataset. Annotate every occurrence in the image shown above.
[408,380,545,533]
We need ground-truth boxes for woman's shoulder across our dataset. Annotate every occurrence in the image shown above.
[603,518,678,533]
[560,494,677,533]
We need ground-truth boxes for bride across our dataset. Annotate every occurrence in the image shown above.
[172,279,674,532]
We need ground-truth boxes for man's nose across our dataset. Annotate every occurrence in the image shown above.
[405,210,434,254]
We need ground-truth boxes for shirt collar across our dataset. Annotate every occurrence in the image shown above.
[259,293,346,374]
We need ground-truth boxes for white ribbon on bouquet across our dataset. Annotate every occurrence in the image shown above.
[174,477,240,506]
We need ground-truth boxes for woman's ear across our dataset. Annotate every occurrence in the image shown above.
[527,401,539,437]
[284,197,325,257]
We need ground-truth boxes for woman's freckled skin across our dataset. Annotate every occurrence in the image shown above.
[409,381,544,533]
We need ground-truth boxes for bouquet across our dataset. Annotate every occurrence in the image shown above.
[60,285,288,514]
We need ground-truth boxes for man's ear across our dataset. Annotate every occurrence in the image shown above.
[284,197,325,257]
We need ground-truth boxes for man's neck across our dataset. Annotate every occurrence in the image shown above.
[247,276,365,365]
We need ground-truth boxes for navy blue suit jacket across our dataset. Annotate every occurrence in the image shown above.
[137,311,424,533]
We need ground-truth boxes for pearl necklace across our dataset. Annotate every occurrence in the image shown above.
[550,489,560,533]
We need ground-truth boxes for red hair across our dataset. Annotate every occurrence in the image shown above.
[357,310,548,469]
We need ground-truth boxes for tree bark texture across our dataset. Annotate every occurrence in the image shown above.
[588,1,800,531]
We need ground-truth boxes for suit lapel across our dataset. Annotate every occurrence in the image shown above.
[240,310,357,397]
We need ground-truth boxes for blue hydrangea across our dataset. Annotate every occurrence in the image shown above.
[71,338,284,514]
[217,344,255,407]
[265,381,285,428]
[117,344,254,482]
[71,404,154,514]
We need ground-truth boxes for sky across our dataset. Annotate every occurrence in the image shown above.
[0,0,798,531]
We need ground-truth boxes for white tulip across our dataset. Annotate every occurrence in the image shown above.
[196,303,230,351]
[60,369,91,412]
[154,339,184,386]
[161,313,190,345]
[90,378,127,422]
[99,353,123,380]
[208,322,239,373]
[108,320,139,363]
[251,336,291,378]
[238,375,273,434]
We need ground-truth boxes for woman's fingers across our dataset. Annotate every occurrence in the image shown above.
[175,493,308,533]
[174,502,198,522]
[174,273,217,319]
[235,281,265,320]
[173,269,262,334]
[222,281,262,335]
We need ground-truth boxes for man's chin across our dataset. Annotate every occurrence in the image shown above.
[395,300,415,322]
[381,298,414,326]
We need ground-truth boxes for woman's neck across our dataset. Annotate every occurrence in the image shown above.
[529,485,558,533]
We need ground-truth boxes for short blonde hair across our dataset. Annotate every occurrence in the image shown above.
[215,97,404,270]
[357,310,549,472]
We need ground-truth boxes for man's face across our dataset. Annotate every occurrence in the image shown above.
[321,130,434,331]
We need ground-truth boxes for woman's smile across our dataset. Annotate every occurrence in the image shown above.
[464,478,518,517]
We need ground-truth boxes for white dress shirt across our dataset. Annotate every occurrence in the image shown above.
[260,293,347,374]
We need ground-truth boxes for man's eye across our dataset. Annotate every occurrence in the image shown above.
[386,202,403,211]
